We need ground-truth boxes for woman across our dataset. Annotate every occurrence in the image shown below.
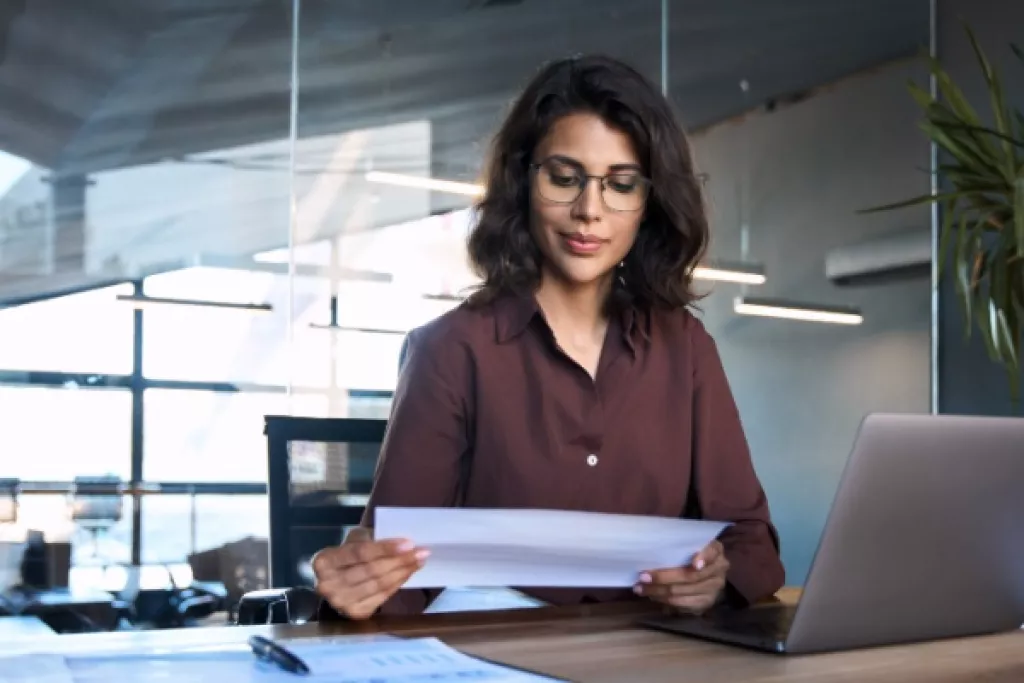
[313,54,784,620]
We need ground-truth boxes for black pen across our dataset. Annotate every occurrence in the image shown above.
[248,634,311,676]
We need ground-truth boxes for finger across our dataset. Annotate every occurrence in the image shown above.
[311,527,373,577]
[318,548,427,605]
[689,551,729,583]
[666,592,719,614]
[326,557,426,618]
[692,540,723,571]
[340,547,428,589]
[350,538,417,566]
[639,567,689,585]
[636,574,725,600]
[313,538,414,577]
[346,562,421,616]
[641,561,717,585]
[642,551,729,586]
[638,558,728,598]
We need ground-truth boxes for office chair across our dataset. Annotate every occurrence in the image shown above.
[235,415,387,625]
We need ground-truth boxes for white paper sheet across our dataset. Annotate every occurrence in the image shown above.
[61,636,561,682]
[426,587,549,613]
[374,507,730,589]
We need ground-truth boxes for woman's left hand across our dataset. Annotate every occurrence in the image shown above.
[634,540,729,614]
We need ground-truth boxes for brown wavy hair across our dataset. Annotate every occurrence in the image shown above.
[466,54,709,310]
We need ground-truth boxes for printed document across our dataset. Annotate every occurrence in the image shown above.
[31,636,562,682]
[374,507,730,589]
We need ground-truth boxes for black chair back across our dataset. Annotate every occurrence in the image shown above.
[263,416,386,589]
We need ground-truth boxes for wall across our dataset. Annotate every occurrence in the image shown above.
[936,0,1024,417]
[690,60,932,583]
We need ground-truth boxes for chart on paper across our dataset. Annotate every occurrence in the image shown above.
[5,636,564,683]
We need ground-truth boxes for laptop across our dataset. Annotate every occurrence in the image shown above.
[640,413,1024,654]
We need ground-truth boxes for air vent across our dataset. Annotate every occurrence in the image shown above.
[826,228,931,286]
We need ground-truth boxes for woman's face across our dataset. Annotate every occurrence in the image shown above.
[529,112,647,290]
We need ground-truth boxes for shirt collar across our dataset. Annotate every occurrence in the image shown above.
[493,292,645,355]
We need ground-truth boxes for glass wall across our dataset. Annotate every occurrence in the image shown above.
[0,0,297,587]
[0,0,930,597]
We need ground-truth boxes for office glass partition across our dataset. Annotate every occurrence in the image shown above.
[0,0,932,600]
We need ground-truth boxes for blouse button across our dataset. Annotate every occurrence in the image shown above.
[586,454,599,467]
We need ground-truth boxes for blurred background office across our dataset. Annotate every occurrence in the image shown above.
[0,0,1018,631]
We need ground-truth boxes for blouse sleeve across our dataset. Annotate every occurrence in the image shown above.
[359,323,473,614]
[690,322,786,605]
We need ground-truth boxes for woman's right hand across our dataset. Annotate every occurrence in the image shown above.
[312,526,429,619]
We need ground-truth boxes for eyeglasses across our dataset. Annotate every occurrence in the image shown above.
[530,159,651,212]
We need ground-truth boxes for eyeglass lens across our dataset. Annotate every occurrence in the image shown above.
[534,160,648,211]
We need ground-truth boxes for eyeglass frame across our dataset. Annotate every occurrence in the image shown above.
[528,158,652,212]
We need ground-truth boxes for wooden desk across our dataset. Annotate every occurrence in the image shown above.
[1,594,1021,682]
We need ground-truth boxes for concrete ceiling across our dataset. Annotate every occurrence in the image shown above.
[0,0,929,177]
[0,0,929,304]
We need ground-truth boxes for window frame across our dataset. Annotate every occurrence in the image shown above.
[0,278,395,565]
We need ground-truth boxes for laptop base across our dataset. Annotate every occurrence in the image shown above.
[640,604,798,654]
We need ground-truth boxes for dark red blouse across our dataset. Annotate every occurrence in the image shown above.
[361,293,784,614]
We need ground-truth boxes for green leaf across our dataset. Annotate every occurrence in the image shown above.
[860,190,985,214]
[955,212,973,336]
[907,80,936,110]
[941,122,1024,150]
[993,303,1019,371]
[925,64,1004,166]
[936,200,957,282]
[921,120,1003,179]
[1011,42,1024,63]
[992,246,1009,312]
[975,290,998,358]
[924,52,984,128]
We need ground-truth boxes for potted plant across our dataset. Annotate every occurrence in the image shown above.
[865,26,1023,402]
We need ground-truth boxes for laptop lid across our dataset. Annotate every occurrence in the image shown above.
[784,413,1024,653]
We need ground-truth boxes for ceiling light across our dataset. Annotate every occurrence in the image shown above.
[693,261,765,285]
[365,171,484,197]
[423,292,465,302]
[115,294,273,313]
[308,295,407,334]
[733,296,863,325]
[309,323,406,335]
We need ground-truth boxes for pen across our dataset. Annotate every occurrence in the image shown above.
[248,634,311,676]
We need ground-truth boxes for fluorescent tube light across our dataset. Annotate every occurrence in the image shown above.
[733,296,863,325]
[365,171,484,197]
[423,292,466,302]
[693,261,766,285]
[115,294,273,313]
[309,323,406,335]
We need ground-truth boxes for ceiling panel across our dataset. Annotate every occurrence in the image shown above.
[0,0,928,175]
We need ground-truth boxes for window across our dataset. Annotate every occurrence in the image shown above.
[1,494,134,592]
[142,267,333,387]
[143,389,328,482]
[330,281,461,391]
[0,386,131,480]
[335,330,406,392]
[141,494,268,565]
[0,284,135,374]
